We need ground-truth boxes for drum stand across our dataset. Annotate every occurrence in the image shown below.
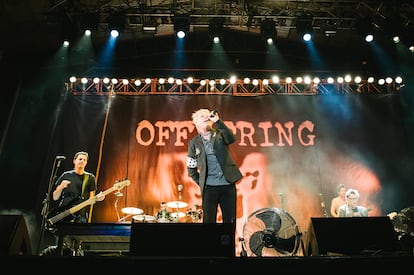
[114,190,123,222]
[166,184,188,222]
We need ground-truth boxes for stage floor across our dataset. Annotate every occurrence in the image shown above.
[3,254,414,273]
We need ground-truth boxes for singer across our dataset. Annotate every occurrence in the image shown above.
[186,108,243,224]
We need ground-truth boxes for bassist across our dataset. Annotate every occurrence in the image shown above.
[48,151,105,225]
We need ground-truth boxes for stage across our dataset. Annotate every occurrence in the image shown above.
[1,216,413,273]
[2,254,413,273]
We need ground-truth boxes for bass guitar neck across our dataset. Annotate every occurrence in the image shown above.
[46,179,131,226]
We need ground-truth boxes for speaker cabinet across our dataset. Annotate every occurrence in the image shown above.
[0,215,32,255]
[305,217,402,256]
[129,222,235,258]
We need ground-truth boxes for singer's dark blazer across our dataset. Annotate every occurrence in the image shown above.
[187,119,243,195]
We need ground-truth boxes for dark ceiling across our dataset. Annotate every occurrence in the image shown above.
[1,1,413,53]
[0,1,413,79]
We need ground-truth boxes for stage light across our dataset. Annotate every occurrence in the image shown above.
[110,30,119,38]
[60,12,79,46]
[79,12,100,35]
[400,22,414,51]
[108,11,126,36]
[260,18,277,44]
[355,16,375,43]
[209,18,224,43]
[365,34,374,43]
[323,20,337,37]
[174,14,190,39]
[393,36,400,43]
[395,76,403,84]
[296,14,313,41]
[142,25,157,33]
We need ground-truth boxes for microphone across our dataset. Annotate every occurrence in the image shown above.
[209,109,218,118]
[56,156,66,160]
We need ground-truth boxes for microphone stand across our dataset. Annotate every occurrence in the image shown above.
[279,192,285,212]
[319,193,329,218]
[37,157,63,254]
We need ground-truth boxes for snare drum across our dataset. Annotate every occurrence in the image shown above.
[132,214,156,223]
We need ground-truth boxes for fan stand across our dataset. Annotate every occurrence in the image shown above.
[239,237,248,257]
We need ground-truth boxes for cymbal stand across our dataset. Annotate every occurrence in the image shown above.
[178,184,183,200]
[239,237,248,257]
[172,205,180,222]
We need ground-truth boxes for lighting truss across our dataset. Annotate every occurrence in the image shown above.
[67,76,404,96]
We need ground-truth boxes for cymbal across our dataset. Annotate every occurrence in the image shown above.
[166,201,188,209]
[121,207,144,215]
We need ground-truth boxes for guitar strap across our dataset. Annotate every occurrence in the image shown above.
[81,173,89,199]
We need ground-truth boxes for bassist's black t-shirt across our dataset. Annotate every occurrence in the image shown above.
[48,170,97,224]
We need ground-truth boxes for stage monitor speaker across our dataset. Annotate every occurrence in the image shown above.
[305,216,402,256]
[0,215,32,255]
[129,222,235,258]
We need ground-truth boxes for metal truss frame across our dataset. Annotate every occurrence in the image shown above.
[68,78,402,96]
[41,1,414,41]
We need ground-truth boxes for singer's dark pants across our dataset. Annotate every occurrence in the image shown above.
[202,184,236,223]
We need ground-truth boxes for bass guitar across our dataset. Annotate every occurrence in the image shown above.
[46,179,130,227]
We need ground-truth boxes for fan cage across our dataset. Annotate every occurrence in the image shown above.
[242,207,301,257]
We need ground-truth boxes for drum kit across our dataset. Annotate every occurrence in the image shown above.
[118,184,203,223]
[118,200,203,223]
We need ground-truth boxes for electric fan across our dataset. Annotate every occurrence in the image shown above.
[241,207,301,257]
